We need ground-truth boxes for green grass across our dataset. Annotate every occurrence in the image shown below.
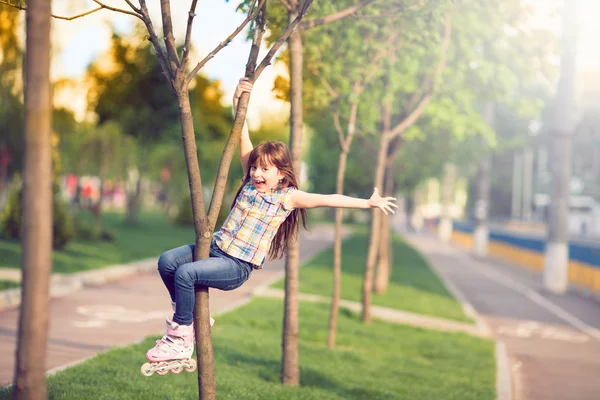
[0,212,194,274]
[0,298,495,400]
[0,280,19,290]
[273,233,471,323]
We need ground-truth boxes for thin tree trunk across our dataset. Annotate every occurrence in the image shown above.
[327,162,346,349]
[362,133,389,323]
[278,0,375,383]
[473,158,490,257]
[327,102,357,348]
[374,159,395,294]
[94,179,103,233]
[281,11,303,385]
[94,160,108,234]
[126,168,143,225]
[438,162,456,242]
[374,203,391,294]
[175,90,216,399]
[328,206,343,347]
[14,0,52,398]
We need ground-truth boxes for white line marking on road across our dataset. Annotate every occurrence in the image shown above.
[497,321,590,343]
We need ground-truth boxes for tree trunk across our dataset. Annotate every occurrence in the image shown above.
[362,133,389,323]
[125,168,142,225]
[281,12,303,385]
[14,0,52,398]
[94,161,108,234]
[327,147,349,349]
[438,162,456,242]
[374,206,391,294]
[327,101,357,348]
[473,158,490,257]
[175,91,216,399]
[328,206,343,348]
[373,160,395,294]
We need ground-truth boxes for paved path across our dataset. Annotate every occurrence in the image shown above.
[0,225,345,386]
[406,231,600,400]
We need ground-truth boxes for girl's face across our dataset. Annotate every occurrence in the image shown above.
[250,160,284,193]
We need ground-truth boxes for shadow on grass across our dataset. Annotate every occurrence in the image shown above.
[0,239,20,268]
[214,343,395,399]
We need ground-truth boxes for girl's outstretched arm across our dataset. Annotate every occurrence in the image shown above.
[233,78,254,176]
[289,188,398,215]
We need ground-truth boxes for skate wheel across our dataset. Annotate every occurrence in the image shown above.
[185,359,197,372]
[141,363,154,377]
[171,365,183,374]
[156,368,169,376]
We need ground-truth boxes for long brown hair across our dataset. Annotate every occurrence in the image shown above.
[231,141,308,260]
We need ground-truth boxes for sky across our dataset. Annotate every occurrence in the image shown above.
[21,0,600,121]
[48,0,290,124]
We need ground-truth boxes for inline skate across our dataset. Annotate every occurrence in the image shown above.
[141,318,196,376]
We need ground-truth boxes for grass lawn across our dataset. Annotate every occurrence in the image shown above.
[0,212,194,274]
[0,280,19,290]
[273,233,471,323]
[0,298,495,400]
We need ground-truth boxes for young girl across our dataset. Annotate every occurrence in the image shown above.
[141,79,397,376]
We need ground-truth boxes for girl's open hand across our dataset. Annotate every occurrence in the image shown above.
[233,78,253,115]
[367,187,398,215]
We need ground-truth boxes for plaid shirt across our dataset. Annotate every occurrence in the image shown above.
[214,182,296,268]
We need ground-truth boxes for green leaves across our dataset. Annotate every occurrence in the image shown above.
[86,30,180,145]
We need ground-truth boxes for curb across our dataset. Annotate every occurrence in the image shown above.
[403,233,512,400]
[0,258,157,311]
[496,340,513,400]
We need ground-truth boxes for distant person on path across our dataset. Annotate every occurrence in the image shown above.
[142,78,398,376]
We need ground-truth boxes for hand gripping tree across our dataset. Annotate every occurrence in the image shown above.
[2,0,313,399]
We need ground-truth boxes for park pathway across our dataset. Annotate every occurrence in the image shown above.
[405,229,600,400]
[0,225,344,386]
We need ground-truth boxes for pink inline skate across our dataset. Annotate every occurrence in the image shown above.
[141,318,196,376]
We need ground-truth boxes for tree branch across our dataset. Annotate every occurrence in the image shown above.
[299,0,374,31]
[91,0,143,20]
[278,0,295,12]
[355,30,402,94]
[160,0,181,72]
[181,0,200,67]
[53,6,103,21]
[123,0,141,14]
[0,0,142,21]
[244,2,267,78]
[385,135,404,168]
[207,1,268,226]
[139,0,174,85]
[253,0,314,80]
[186,0,267,84]
[333,111,348,151]
[308,65,339,98]
[388,12,453,140]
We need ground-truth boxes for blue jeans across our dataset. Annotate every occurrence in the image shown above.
[157,241,253,325]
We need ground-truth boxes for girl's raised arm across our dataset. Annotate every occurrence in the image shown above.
[288,188,398,215]
[233,78,254,176]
